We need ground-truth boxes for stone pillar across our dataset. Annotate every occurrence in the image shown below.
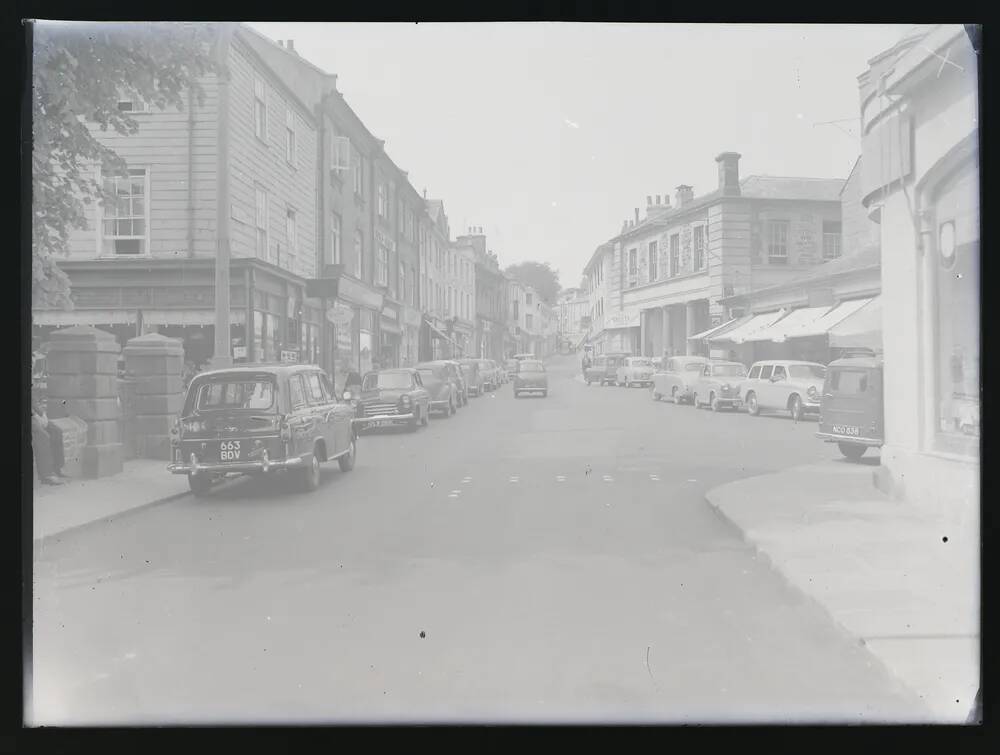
[662,306,673,356]
[685,301,698,355]
[123,333,186,460]
[45,326,123,479]
[639,310,647,356]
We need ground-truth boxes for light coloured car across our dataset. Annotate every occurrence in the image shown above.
[692,361,748,411]
[615,356,655,387]
[651,356,713,403]
[513,359,548,398]
[742,360,827,421]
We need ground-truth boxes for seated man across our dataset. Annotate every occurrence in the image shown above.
[31,400,69,485]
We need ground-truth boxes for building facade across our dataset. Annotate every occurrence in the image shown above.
[419,199,462,360]
[466,231,507,361]
[858,25,979,514]
[555,287,591,352]
[582,239,634,355]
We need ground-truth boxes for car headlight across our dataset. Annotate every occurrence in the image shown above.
[807,385,818,398]
[401,395,411,407]
[182,419,206,433]
[722,383,731,392]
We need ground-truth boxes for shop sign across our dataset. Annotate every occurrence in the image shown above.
[233,346,248,359]
[604,310,640,329]
[338,276,384,310]
[327,304,355,326]
[280,350,299,363]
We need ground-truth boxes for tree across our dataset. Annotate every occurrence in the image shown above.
[31,21,219,309]
[504,261,561,305]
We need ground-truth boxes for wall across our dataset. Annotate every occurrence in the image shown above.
[227,36,317,280]
[841,160,880,256]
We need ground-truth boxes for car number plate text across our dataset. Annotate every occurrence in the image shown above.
[220,440,242,460]
[832,425,860,436]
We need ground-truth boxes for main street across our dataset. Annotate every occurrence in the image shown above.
[31,355,924,724]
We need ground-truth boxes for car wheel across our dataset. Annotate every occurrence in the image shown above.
[421,407,430,426]
[449,398,456,415]
[747,392,760,416]
[790,395,804,422]
[671,386,680,404]
[188,473,214,497]
[514,391,521,398]
[653,389,661,401]
[711,393,720,412]
[300,451,321,492]
[586,379,592,385]
[838,442,867,462]
[338,437,357,472]
[692,393,699,408]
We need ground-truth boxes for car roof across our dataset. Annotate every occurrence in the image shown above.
[751,360,825,367]
[829,356,883,368]
[194,362,320,379]
[710,361,745,368]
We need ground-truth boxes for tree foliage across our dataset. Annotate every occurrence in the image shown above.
[31,22,219,309]
[504,261,561,305]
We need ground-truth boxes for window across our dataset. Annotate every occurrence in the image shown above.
[670,234,680,276]
[648,241,658,281]
[330,213,342,264]
[285,108,296,165]
[748,365,762,380]
[116,94,149,113]
[768,221,789,263]
[288,375,308,409]
[759,365,774,380]
[376,244,388,287]
[100,168,148,255]
[365,371,414,390]
[399,264,406,304]
[526,292,533,307]
[693,226,705,270]
[306,373,326,404]
[352,150,363,196]
[830,369,869,394]
[253,74,267,141]
[628,249,637,279]
[378,183,388,218]
[354,230,364,278]
[772,365,787,381]
[255,187,269,260]
[526,313,533,330]
[197,379,275,411]
[713,364,747,377]
[822,221,842,260]
[331,135,351,173]
[286,208,297,258]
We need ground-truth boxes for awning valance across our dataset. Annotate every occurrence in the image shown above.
[688,317,741,341]
[33,309,135,327]
[142,309,247,326]
[784,297,874,340]
[828,297,882,351]
[742,305,833,344]
[710,310,787,344]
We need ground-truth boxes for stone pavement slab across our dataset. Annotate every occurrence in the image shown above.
[32,459,190,542]
[705,461,980,723]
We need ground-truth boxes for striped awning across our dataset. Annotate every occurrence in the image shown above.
[741,305,834,343]
[712,310,788,344]
[688,316,743,341]
[32,309,247,327]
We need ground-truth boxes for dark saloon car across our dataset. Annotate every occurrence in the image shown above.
[457,359,483,397]
[513,359,548,397]
[816,354,884,461]
[168,364,357,496]
[419,359,468,407]
[354,368,431,432]
[415,363,459,417]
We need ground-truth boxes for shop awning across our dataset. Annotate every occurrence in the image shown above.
[782,297,874,340]
[141,309,246,326]
[828,296,882,351]
[741,305,834,344]
[379,317,402,335]
[33,309,136,327]
[425,319,461,352]
[688,317,742,341]
[710,310,787,344]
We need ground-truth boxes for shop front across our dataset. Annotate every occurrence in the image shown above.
[333,273,384,383]
[379,301,403,368]
[402,307,422,367]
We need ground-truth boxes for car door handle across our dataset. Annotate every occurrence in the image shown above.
[824,393,833,398]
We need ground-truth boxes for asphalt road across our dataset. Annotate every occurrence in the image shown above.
[30,354,924,724]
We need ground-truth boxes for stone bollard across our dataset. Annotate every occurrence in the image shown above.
[45,326,123,479]
[123,333,185,460]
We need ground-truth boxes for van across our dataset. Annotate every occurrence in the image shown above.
[815,354,884,461]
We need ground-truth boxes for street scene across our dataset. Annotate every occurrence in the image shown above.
[27,22,980,725]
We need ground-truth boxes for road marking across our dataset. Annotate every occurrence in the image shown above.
[602,475,614,482]
[509,476,519,483]
[649,474,660,482]
[462,477,472,484]
[687,479,697,483]
[450,490,462,495]
[555,475,567,482]
[448,493,460,499]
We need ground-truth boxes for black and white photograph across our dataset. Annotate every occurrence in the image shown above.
[25,20,981,726]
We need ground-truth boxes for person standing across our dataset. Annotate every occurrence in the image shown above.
[31,400,68,485]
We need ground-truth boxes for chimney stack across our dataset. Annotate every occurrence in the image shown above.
[634,207,640,224]
[675,185,694,206]
[715,152,742,196]
[287,39,295,52]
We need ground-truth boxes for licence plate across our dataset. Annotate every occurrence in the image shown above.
[219,440,242,460]
[369,419,394,428]
[832,425,860,436]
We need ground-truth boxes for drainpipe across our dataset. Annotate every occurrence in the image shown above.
[187,85,195,258]
[211,23,235,368]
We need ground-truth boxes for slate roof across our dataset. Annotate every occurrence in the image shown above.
[740,175,847,202]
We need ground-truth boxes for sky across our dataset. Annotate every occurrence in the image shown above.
[248,23,911,288]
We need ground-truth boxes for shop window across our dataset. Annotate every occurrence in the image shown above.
[933,167,979,452]
[100,168,149,255]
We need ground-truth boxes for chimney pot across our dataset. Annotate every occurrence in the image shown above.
[287,39,295,51]
[715,152,742,197]
[634,207,640,224]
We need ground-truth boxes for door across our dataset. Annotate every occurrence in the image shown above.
[321,370,353,452]
[286,373,314,459]
[304,370,337,457]
[753,364,774,408]
[822,367,880,441]
[765,365,789,410]
[743,363,762,401]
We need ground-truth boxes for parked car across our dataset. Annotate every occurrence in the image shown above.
[616,356,656,387]
[168,363,357,496]
[816,354,884,461]
[651,356,713,404]
[513,359,548,397]
[583,352,629,386]
[490,359,508,384]
[742,360,827,421]
[504,358,520,379]
[476,359,500,391]
[692,361,748,411]
[415,363,459,417]
[355,368,432,432]
[427,359,468,406]
[458,359,484,397]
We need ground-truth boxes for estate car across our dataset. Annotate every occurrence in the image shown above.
[168,363,357,496]
[742,360,827,421]
[616,356,655,388]
[584,352,629,386]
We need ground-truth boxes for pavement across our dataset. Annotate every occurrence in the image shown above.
[705,461,980,723]
[28,354,972,724]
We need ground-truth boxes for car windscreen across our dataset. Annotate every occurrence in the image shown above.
[364,371,413,390]
[631,358,652,367]
[789,364,826,380]
[417,368,442,383]
[683,362,705,372]
[712,365,747,377]
[194,378,276,411]
[519,361,544,372]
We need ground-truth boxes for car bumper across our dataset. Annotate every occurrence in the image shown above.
[429,399,452,410]
[353,413,415,428]
[514,384,547,391]
[168,451,305,475]
[815,432,882,447]
[714,397,743,407]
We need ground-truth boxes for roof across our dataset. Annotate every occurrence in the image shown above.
[739,175,846,202]
[749,359,827,367]
[829,355,882,368]
[194,362,319,379]
[425,199,444,223]
[720,244,881,305]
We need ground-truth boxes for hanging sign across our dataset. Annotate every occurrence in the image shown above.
[327,304,355,327]
[280,350,299,363]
